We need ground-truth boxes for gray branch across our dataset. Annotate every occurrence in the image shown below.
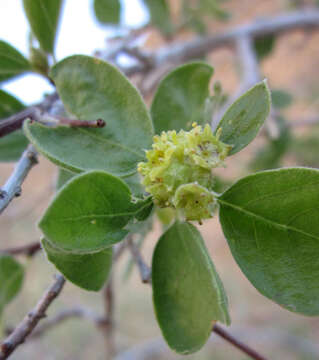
[0,145,38,215]
[30,306,102,339]
[155,10,319,66]
[127,237,151,284]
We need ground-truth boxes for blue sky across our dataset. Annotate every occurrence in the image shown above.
[0,0,147,104]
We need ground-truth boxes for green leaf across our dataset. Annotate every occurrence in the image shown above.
[0,41,31,83]
[291,129,319,167]
[24,55,153,177]
[42,239,112,291]
[23,0,63,54]
[152,221,230,354]
[143,0,173,36]
[271,89,293,109]
[216,80,271,155]
[151,62,214,134]
[94,0,121,25]
[122,172,144,198]
[0,90,28,162]
[218,167,319,316]
[254,34,276,61]
[0,255,24,314]
[249,116,291,172]
[40,170,150,254]
[56,168,75,189]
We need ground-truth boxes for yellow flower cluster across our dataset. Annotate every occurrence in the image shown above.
[138,123,231,221]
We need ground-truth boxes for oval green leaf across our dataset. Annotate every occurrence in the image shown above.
[42,239,112,291]
[24,55,153,177]
[56,168,75,189]
[152,221,230,354]
[40,171,148,254]
[0,90,28,162]
[218,167,319,316]
[271,89,293,110]
[254,34,276,61]
[143,0,173,36]
[0,255,24,314]
[94,0,121,25]
[151,62,214,134]
[216,80,271,155]
[23,0,64,54]
[0,40,31,83]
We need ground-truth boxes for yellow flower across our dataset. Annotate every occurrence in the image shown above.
[138,123,231,222]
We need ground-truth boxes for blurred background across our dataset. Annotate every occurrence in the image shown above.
[1,0,319,359]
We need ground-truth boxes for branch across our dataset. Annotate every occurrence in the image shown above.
[155,11,319,66]
[0,241,41,257]
[30,306,102,339]
[0,274,65,359]
[0,93,58,138]
[127,237,151,284]
[212,34,260,130]
[100,277,116,359]
[0,107,40,138]
[0,145,38,215]
[212,324,267,360]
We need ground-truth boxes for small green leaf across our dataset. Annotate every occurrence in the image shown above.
[56,168,75,189]
[0,90,28,162]
[271,89,293,109]
[122,172,144,198]
[40,171,149,254]
[254,34,276,61]
[291,129,319,167]
[216,80,271,155]
[24,55,153,177]
[218,167,319,316]
[23,0,64,54]
[249,116,291,172]
[151,62,214,134]
[143,0,173,35]
[0,255,24,314]
[94,0,121,25]
[42,239,112,291]
[0,41,31,83]
[152,221,230,354]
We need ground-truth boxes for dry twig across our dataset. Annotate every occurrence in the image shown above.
[0,274,65,359]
